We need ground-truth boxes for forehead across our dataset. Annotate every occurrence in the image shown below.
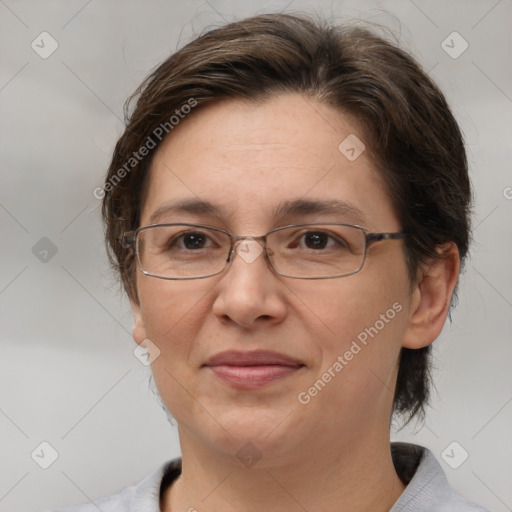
[141,93,398,232]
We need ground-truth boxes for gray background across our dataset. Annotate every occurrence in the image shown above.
[0,0,511,510]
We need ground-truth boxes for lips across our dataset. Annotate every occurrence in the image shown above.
[203,350,304,390]
[205,350,302,367]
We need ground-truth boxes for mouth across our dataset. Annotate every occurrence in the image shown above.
[203,350,305,390]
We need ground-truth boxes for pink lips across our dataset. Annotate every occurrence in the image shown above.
[204,350,304,389]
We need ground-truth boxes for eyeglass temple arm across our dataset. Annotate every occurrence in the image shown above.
[366,232,407,244]
[122,232,136,250]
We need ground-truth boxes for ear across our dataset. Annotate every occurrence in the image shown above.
[402,243,460,349]
[130,298,147,345]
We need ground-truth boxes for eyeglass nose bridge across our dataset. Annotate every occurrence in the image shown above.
[226,234,270,266]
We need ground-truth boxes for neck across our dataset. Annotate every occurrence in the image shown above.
[162,427,405,512]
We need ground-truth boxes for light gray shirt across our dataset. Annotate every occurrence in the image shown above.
[48,443,490,512]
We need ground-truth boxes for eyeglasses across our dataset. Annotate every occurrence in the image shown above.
[122,223,407,280]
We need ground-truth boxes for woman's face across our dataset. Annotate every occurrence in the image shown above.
[131,93,416,463]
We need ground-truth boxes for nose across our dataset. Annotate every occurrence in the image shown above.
[211,238,287,329]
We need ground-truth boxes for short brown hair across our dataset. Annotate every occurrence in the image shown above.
[102,13,471,423]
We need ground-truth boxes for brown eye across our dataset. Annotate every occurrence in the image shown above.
[304,231,329,249]
[181,232,208,250]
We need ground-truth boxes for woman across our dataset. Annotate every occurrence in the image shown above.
[51,13,489,512]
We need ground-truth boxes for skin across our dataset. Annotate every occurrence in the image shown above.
[130,93,460,512]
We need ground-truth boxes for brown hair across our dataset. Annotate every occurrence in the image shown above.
[102,13,471,423]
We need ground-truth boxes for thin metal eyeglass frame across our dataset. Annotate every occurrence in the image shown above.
[122,222,407,280]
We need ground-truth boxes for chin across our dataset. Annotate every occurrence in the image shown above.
[180,402,312,465]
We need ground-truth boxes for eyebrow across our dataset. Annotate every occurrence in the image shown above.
[148,198,224,224]
[272,199,368,225]
[148,198,368,226]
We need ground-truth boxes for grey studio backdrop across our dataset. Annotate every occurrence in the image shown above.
[0,0,510,510]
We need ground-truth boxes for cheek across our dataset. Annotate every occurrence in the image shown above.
[296,259,410,408]
[291,273,407,346]
[137,279,214,420]
[292,284,406,420]
[292,271,410,415]
[137,278,212,357]
[135,275,233,423]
